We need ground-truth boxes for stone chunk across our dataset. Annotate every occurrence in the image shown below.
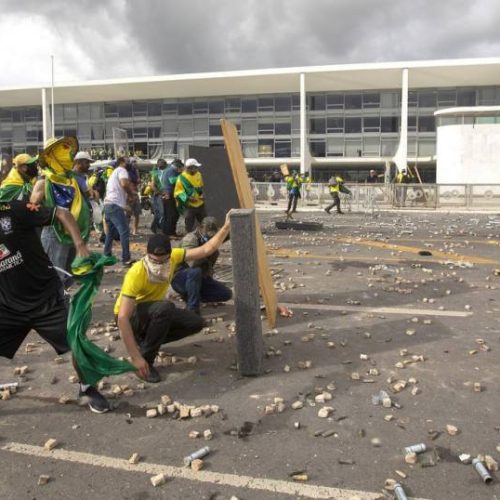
[446,424,459,436]
[44,438,58,451]
[37,475,51,485]
[150,473,167,487]
[189,431,200,439]
[203,429,213,440]
[405,452,417,464]
[291,400,304,410]
[146,409,158,418]
[129,453,140,464]
[191,458,204,471]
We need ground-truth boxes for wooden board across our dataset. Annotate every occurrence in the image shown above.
[280,163,289,177]
[221,119,278,328]
[188,145,240,227]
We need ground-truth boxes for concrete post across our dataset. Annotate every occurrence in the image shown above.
[41,88,51,144]
[230,209,263,376]
[299,73,307,175]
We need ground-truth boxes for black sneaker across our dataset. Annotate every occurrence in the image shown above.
[79,386,111,414]
[144,364,161,384]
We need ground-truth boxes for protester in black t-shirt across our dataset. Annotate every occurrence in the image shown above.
[0,200,110,413]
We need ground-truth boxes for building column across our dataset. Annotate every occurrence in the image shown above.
[41,88,51,144]
[299,73,306,175]
[395,68,409,172]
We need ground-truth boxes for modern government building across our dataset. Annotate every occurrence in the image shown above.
[0,57,499,183]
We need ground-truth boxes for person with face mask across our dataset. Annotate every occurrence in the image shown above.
[115,212,231,383]
[171,216,232,315]
[0,154,39,202]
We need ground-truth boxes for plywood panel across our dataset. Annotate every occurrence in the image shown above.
[220,119,278,328]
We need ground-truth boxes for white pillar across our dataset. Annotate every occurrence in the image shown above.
[41,88,51,144]
[299,73,306,175]
[397,68,409,171]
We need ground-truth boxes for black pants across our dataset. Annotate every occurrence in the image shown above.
[162,197,180,236]
[130,301,204,364]
[0,289,70,359]
[286,193,299,213]
[326,192,342,213]
[184,205,207,233]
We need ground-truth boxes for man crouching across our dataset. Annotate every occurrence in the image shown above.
[115,212,231,383]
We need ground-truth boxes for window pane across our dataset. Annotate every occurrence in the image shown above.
[381,116,398,132]
[178,120,193,136]
[327,137,344,156]
[275,140,291,157]
[310,118,325,134]
[133,102,148,117]
[12,125,26,142]
[363,93,380,108]
[437,90,456,106]
[327,117,344,133]
[225,98,241,113]
[327,94,344,109]
[418,92,436,108]
[163,102,178,115]
[258,97,274,112]
[408,91,418,106]
[209,123,222,136]
[275,96,291,112]
[0,109,11,122]
[209,100,224,114]
[12,110,24,123]
[91,103,104,120]
[310,95,326,111]
[242,141,257,157]
[310,140,325,157]
[64,104,77,121]
[345,139,362,156]
[345,94,362,109]
[291,114,300,133]
[418,116,435,132]
[345,117,361,133]
[241,99,257,113]
[291,94,300,110]
[178,102,193,115]
[25,107,41,121]
[275,121,291,135]
[117,103,132,118]
[380,92,398,108]
[363,116,380,132]
[258,121,274,134]
[148,101,162,116]
[104,103,118,118]
[241,119,257,136]
[408,115,417,131]
[193,101,208,114]
[91,123,104,140]
[258,138,273,157]
[457,89,476,106]
[363,136,380,155]
[78,122,91,138]
[194,117,208,134]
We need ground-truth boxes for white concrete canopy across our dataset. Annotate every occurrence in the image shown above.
[1,57,500,106]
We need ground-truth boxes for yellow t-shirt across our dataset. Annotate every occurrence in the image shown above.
[114,248,186,314]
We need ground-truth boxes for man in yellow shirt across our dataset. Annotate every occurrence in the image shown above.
[115,213,231,383]
[174,158,206,232]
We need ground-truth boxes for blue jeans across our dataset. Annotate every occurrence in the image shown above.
[41,226,75,287]
[103,203,130,262]
[151,195,164,233]
[171,267,232,311]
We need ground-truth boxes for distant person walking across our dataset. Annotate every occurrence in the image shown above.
[174,158,206,233]
[161,159,183,237]
[325,175,351,214]
[103,157,135,265]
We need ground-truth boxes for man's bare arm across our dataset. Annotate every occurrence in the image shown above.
[30,179,45,204]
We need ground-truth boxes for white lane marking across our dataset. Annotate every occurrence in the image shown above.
[280,302,472,318]
[1,442,430,500]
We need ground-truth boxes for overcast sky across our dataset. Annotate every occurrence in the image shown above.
[1,0,499,87]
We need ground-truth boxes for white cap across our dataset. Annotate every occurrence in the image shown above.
[74,151,94,162]
[185,158,201,168]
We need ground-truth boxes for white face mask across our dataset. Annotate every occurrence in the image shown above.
[144,255,169,283]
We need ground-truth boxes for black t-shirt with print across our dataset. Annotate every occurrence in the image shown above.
[0,201,61,311]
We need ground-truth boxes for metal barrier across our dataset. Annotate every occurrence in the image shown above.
[251,182,500,210]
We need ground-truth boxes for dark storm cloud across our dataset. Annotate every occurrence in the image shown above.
[1,0,499,85]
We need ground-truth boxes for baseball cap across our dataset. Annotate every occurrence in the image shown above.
[185,158,201,168]
[146,234,172,256]
[13,153,38,167]
[201,216,219,237]
[74,151,95,162]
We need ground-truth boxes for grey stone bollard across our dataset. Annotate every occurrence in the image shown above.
[230,209,264,376]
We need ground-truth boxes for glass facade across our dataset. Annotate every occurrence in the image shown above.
[1,86,500,159]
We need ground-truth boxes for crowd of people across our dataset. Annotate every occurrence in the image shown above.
[0,136,233,413]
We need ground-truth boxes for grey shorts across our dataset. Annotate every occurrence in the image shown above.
[127,197,142,217]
